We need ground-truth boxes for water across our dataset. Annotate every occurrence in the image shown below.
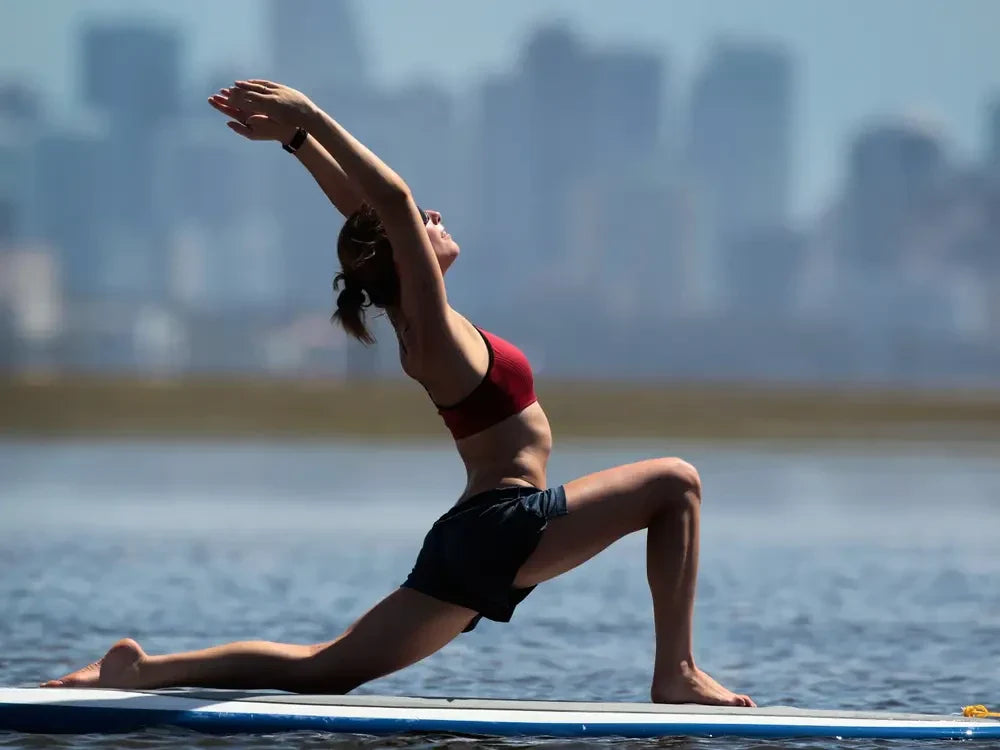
[2,438,1000,749]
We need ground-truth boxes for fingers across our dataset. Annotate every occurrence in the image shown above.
[234,80,272,95]
[208,96,246,121]
[246,79,280,89]
[225,115,279,141]
[225,121,255,139]
[210,87,237,103]
[227,88,267,111]
[208,88,249,116]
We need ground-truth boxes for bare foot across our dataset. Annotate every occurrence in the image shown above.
[41,638,147,689]
[652,661,756,707]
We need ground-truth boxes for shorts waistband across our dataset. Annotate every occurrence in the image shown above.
[442,484,542,521]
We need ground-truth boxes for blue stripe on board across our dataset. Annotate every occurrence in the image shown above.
[0,704,997,740]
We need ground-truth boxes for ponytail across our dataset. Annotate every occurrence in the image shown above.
[333,204,401,345]
[332,272,375,345]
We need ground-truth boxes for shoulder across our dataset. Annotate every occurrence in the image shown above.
[396,307,473,364]
[398,309,490,394]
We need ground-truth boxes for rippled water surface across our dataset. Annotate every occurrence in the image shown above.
[2,438,1000,749]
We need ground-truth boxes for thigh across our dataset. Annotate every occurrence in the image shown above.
[513,458,690,588]
[305,588,477,692]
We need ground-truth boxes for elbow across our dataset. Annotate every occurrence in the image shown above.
[366,179,411,210]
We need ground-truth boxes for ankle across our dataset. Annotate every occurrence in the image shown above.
[654,654,697,679]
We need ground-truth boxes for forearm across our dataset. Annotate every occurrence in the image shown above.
[302,108,409,208]
[293,134,363,217]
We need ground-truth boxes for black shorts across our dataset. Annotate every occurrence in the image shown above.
[402,485,568,632]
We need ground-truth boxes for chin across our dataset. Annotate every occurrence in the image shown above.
[438,252,458,274]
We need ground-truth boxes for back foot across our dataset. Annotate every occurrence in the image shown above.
[42,638,146,689]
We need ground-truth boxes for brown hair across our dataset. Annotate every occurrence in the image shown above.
[332,203,401,344]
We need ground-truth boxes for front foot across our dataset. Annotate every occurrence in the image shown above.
[652,661,755,707]
[42,638,147,689]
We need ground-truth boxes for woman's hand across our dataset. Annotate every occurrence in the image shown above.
[208,88,297,142]
[226,79,318,129]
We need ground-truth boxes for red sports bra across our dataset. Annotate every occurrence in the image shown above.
[435,328,538,440]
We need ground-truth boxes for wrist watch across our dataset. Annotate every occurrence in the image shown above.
[282,127,308,154]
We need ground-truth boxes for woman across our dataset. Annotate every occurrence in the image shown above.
[44,80,753,707]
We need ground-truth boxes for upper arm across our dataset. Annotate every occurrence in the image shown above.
[297,136,364,218]
[375,191,452,350]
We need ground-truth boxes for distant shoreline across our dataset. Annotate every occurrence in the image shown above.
[3,375,1000,447]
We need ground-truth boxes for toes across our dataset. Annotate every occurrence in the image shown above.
[40,680,62,688]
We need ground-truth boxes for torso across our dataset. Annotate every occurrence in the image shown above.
[390,308,552,503]
[451,402,551,500]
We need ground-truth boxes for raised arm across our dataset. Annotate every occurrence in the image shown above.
[226,80,451,348]
[209,89,363,218]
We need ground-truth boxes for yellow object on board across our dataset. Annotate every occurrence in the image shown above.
[963,705,1000,718]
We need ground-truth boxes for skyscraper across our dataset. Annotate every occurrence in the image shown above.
[79,22,183,300]
[520,25,593,268]
[33,131,106,299]
[81,24,181,124]
[589,48,664,174]
[517,26,666,272]
[474,74,532,303]
[0,138,26,245]
[725,227,805,318]
[268,0,367,95]
[687,40,794,245]
[843,121,944,269]
[0,82,41,123]
[264,0,371,311]
[0,82,42,244]
[988,95,1000,170]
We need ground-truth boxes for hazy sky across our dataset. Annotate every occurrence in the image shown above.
[1,0,998,219]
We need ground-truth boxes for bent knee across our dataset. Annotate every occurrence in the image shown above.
[650,457,702,503]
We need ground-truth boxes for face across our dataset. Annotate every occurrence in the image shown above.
[421,209,460,273]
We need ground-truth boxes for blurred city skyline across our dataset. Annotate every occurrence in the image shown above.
[0,0,998,385]
[2,0,999,220]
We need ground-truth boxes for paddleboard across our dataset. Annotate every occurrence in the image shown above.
[1,688,998,740]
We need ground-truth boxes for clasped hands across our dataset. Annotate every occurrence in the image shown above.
[207,80,317,144]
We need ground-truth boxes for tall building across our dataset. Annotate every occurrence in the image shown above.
[0,82,41,123]
[468,25,669,328]
[517,26,666,275]
[832,120,948,350]
[33,132,107,299]
[564,177,690,322]
[988,95,1000,170]
[155,120,285,311]
[0,82,42,243]
[687,40,794,247]
[725,226,806,318]
[268,0,367,95]
[79,23,183,301]
[0,131,31,244]
[589,49,664,174]
[81,24,181,123]
[520,25,593,268]
[843,121,945,270]
[473,74,532,304]
[264,1,372,311]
